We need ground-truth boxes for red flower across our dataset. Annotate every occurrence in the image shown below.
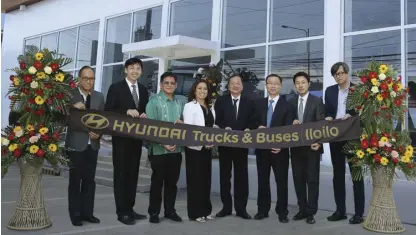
[373,154,381,162]
[28,98,36,104]
[370,139,378,148]
[69,81,77,89]
[371,134,378,141]
[349,87,355,93]
[52,132,60,140]
[360,76,368,83]
[386,113,391,119]
[29,131,35,137]
[9,75,14,81]
[13,149,22,158]
[20,62,26,70]
[23,74,33,84]
[34,108,45,116]
[394,99,402,107]
[8,133,15,140]
[33,60,43,70]
[21,88,30,94]
[19,137,26,144]
[393,84,399,92]
[369,72,378,79]
[361,139,369,149]
[36,149,45,158]
[398,145,404,153]
[381,91,389,99]
[2,148,7,155]
[50,62,59,72]
[383,147,392,152]
[44,83,53,89]
[56,93,65,99]
[41,135,49,141]
[363,91,369,99]
[46,98,53,105]
[392,158,399,164]
[386,77,393,83]
[380,83,388,91]
[36,89,44,96]
[356,105,362,110]
[24,106,32,112]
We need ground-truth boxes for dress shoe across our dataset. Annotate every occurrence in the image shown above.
[236,211,252,220]
[278,215,289,223]
[132,211,147,220]
[118,215,135,225]
[349,215,364,224]
[306,215,316,224]
[165,212,182,222]
[149,214,160,223]
[254,212,269,220]
[327,211,347,222]
[293,212,308,221]
[83,215,100,223]
[71,217,83,226]
[216,210,232,218]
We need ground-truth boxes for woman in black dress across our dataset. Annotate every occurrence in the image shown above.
[183,79,216,223]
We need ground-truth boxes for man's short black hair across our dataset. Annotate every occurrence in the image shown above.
[124,57,143,69]
[266,73,282,84]
[78,65,94,77]
[330,62,349,76]
[293,72,310,84]
[229,73,243,84]
[160,71,177,82]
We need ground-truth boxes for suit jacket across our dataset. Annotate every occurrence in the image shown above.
[252,95,294,156]
[324,83,357,119]
[183,100,216,151]
[289,93,325,154]
[214,95,254,131]
[65,89,105,151]
[104,79,149,143]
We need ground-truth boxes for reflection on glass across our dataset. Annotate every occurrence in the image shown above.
[344,31,401,84]
[222,0,267,48]
[170,0,212,40]
[58,28,77,70]
[406,28,416,141]
[344,0,400,32]
[24,37,40,53]
[76,22,99,68]
[41,33,58,52]
[271,0,324,41]
[104,14,131,64]
[269,39,323,98]
[407,0,416,24]
[133,6,162,42]
[221,47,266,99]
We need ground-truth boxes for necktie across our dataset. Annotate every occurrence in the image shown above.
[85,94,91,109]
[298,98,304,123]
[131,84,139,108]
[233,99,238,120]
[267,100,274,128]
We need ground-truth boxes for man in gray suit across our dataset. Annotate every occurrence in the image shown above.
[289,72,325,224]
[66,66,105,226]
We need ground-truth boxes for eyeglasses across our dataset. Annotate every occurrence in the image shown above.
[80,77,95,82]
[334,72,346,77]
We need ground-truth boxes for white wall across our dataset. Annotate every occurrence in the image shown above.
[1,0,163,127]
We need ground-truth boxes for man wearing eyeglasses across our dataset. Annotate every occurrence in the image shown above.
[324,62,364,224]
[66,66,104,226]
[145,72,185,224]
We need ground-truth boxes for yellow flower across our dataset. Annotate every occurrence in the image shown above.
[371,78,378,86]
[35,96,45,105]
[13,77,20,86]
[360,134,367,140]
[380,157,389,165]
[36,72,47,79]
[379,64,388,74]
[35,52,44,60]
[380,137,389,143]
[29,145,39,154]
[212,92,216,97]
[406,145,413,153]
[405,150,413,158]
[26,124,35,131]
[39,127,49,135]
[13,126,23,133]
[8,143,18,152]
[401,156,410,163]
[367,148,376,154]
[396,83,402,91]
[55,73,65,82]
[356,150,365,159]
[376,94,383,101]
[48,144,57,152]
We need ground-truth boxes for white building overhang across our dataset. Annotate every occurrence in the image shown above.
[122,35,219,60]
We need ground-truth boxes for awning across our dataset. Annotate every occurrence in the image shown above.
[122,35,219,60]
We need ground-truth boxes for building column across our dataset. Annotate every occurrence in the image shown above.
[211,0,222,63]
[95,16,106,92]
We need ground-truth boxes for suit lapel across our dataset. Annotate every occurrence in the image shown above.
[303,95,312,121]
[334,85,339,112]
[271,96,284,122]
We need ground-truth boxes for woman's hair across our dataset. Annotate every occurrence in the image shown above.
[187,79,212,106]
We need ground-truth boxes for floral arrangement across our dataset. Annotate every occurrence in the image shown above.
[345,61,416,180]
[194,62,221,100]
[1,47,75,177]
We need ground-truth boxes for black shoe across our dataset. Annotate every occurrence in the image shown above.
[132,211,147,220]
[149,214,160,223]
[278,215,289,223]
[349,215,364,224]
[254,212,268,220]
[165,212,182,222]
[118,215,135,225]
[236,211,252,220]
[327,211,347,222]
[306,215,316,224]
[216,210,232,218]
[293,212,308,221]
[83,215,100,223]
[71,217,83,226]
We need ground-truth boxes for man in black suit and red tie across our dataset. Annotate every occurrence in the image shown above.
[324,62,364,224]
[252,74,293,223]
[104,57,149,225]
[289,72,325,224]
[214,74,254,220]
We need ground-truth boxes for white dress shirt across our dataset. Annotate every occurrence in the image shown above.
[231,95,241,116]
[126,78,140,101]
[268,95,280,111]
[336,82,350,119]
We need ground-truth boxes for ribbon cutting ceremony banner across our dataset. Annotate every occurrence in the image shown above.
[66,109,361,149]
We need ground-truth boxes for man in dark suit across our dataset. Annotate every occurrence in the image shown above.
[324,62,364,224]
[104,57,149,225]
[66,66,105,226]
[214,74,254,220]
[289,72,325,224]
[252,74,293,223]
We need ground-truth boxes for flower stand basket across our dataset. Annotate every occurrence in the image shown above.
[7,159,52,230]
[362,166,405,233]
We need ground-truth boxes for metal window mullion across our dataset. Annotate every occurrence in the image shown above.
[74,26,80,70]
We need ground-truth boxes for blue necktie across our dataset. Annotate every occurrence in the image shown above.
[267,100,275,128]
